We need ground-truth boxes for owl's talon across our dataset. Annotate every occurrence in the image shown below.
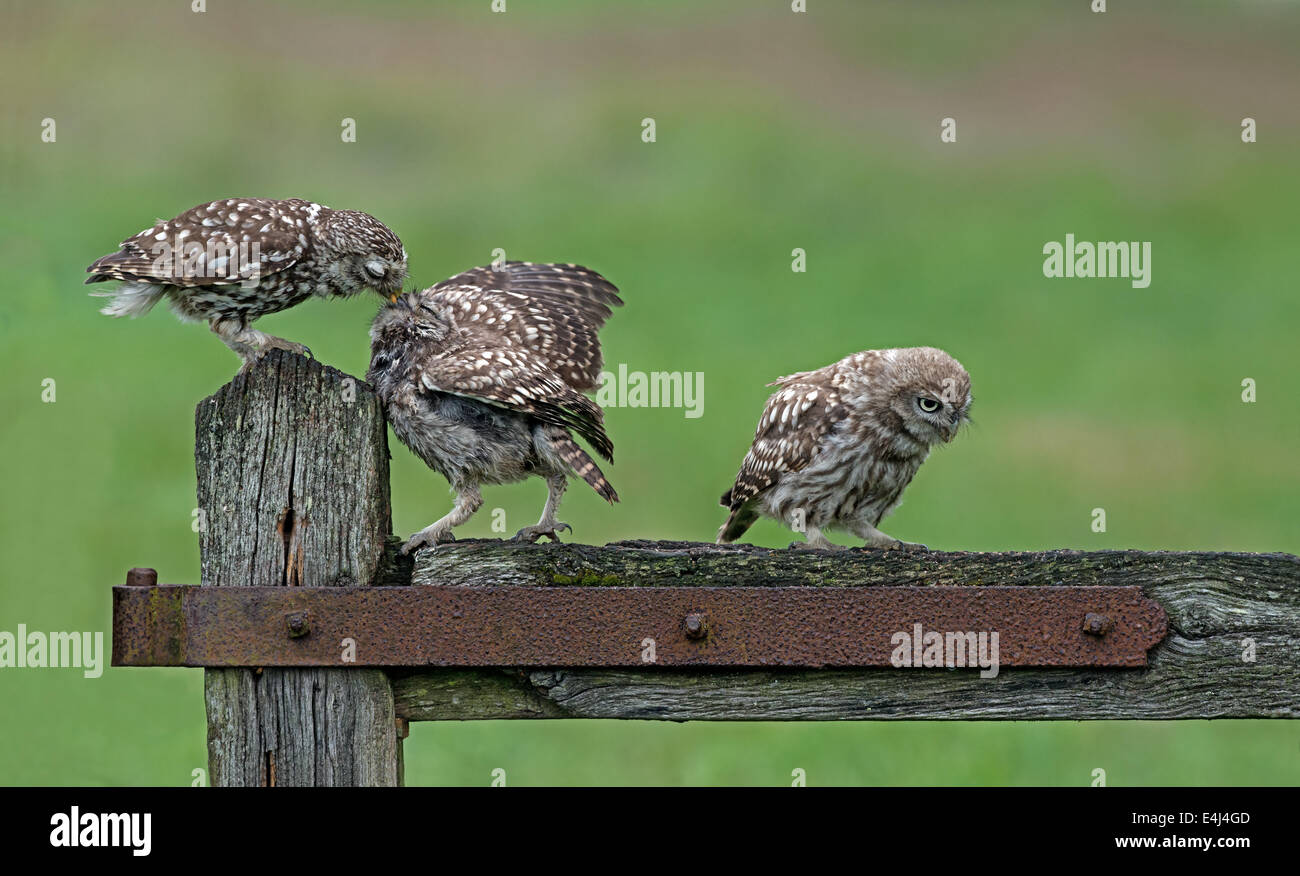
[402,527,455,554]
[867,539,928,553]
[513,522,571,544]
[235,337,313,367]
[788,540,846,551]
[259,337,312,359]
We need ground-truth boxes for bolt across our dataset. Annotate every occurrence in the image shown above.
[684,612,708,640]
[1082,612,1113,636]
[125,568,157,587]
[285,611,311,639]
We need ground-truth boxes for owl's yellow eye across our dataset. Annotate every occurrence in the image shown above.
[917,397,941,413]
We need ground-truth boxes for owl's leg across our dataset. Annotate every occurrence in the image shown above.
[790,525,847,551]
[847,520,928,552]
[210,318,312,365]
[513,475,572,543]
[403,485,484,554]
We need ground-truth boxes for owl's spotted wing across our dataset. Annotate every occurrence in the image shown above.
[416,342,614,462]
[722,380,846,509]
[425,261,622,391]
[85,198,310,287]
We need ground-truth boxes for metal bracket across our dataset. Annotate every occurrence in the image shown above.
[112,574,1167,669]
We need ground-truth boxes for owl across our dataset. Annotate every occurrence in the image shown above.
[87,198,407,363]
[717,347,971,550]
[368,260,622,553]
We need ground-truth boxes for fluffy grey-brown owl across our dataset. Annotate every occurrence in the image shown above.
[718,347,972,550]
[87,198,407,363]
[368,261,622,553]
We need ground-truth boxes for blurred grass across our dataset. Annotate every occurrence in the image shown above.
[0,0,1296,785]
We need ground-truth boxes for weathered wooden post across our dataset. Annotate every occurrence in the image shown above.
[195,351,402,786]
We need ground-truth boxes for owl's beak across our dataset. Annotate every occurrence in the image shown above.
[943,411,968,442]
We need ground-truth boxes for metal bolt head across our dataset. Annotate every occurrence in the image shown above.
[285,611,311,639]
[1082,612,1114,636]
[684,612,708,640]
[125,568,157,587]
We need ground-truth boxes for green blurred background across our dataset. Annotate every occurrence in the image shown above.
[1,0,1296,785]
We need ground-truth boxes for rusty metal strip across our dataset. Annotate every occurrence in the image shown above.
[112,579,1167,669]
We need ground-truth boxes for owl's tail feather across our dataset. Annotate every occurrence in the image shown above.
[555,434,618,504]
[91,280,166,319]
[716,500,759,544]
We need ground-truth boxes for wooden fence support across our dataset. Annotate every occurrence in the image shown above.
[196,351,402,786]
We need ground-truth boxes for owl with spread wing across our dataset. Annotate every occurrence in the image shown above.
[369,261,622,553]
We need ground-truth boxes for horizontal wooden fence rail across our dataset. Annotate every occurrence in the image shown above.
[109,352,1300,786]
[391,542,1299,722]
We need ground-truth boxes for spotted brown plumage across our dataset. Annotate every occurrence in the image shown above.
[717,347,972,550]
[87,197,407,364]
[427,262,621,391]
[368,260,622,552]
[415,343,614,461]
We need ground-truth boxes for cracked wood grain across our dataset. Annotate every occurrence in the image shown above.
[198,351,402,785]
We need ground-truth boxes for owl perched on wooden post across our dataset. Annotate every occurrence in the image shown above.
[368,261,622,553]
[717,347,972,550]
[87,198,407,363]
